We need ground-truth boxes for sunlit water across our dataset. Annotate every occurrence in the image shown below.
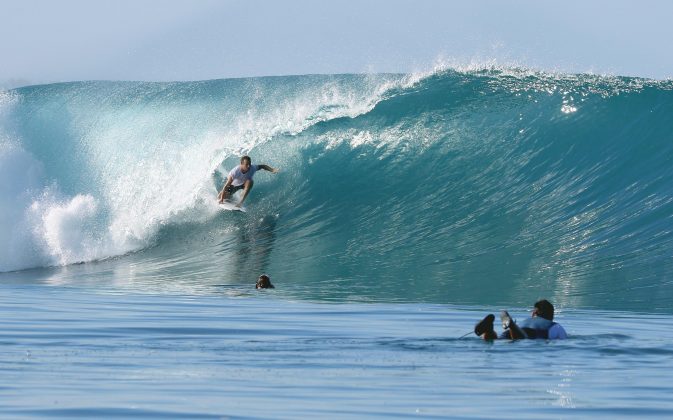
[1,280,672,418]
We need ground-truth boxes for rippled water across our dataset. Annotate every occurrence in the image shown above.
[2,282,672,418]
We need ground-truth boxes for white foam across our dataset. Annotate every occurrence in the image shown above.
[0,140,118,271]
[0,141,49,271]
[39,194,105,265]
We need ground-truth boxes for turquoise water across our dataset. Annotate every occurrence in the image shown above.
[2,68,673,417]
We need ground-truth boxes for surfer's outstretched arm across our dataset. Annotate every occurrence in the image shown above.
[258,164,279,173]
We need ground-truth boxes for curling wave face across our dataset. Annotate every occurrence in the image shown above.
[1,69,672,310]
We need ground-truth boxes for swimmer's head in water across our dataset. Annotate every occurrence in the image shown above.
[533,299,554,320]
[256,274,274,289]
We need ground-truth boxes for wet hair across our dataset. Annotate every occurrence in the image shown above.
[240,155,252,165]
[256,274,274,289]
[534,299,554,321]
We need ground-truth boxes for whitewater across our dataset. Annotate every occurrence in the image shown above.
[1,68,673,418]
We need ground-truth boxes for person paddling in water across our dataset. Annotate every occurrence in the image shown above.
[474,299,568,340]
[256,274,275,289]
[217,155,279,207]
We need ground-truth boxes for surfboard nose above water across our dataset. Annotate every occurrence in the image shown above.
[219,201,247,212]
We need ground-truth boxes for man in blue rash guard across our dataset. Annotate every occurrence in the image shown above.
[474,299,568,340]
[217,155,279,207]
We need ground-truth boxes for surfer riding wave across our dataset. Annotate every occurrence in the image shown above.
[217,155,279,207]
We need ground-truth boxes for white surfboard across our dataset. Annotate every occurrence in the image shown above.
[219,201,246,212]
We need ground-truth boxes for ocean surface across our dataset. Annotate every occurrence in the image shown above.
[1,68,673,418]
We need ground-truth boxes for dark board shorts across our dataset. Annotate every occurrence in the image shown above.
[224,184,246,194]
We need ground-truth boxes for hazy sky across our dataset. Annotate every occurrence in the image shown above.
[1,0,671,87]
